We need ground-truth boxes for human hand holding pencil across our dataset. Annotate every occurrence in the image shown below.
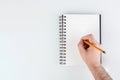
[78,34,101,68]
[78,34,112,80]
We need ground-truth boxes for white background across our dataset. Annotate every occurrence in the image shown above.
[0,0,119,80]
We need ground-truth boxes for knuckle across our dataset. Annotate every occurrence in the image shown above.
[88,34,93,36]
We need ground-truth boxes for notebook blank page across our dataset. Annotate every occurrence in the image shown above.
[65,14,100,66]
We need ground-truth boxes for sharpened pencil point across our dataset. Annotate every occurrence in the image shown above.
[103,51,106,54]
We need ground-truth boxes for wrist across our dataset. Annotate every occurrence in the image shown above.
[87,64,102,77]
[87,63,101,71]
[87,64,112,80]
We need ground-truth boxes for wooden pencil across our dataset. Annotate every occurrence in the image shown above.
[83,40,106,54]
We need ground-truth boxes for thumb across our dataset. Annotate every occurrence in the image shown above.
[78,39,86,56]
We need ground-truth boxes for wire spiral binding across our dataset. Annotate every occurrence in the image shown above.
[59,15,66,65]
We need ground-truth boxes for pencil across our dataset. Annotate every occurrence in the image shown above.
[83,40,106,54]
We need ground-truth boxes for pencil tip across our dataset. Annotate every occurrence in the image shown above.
[103,51,106,54]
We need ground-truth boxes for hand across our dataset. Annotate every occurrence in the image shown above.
[78,34,112,80]
[78,34,101,68]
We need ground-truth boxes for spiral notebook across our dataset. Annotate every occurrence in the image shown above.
[59,14,101,66]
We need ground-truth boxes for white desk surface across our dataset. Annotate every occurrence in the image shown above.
[0,0,119,80]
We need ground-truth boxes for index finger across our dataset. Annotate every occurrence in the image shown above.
[81,34,99,45]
